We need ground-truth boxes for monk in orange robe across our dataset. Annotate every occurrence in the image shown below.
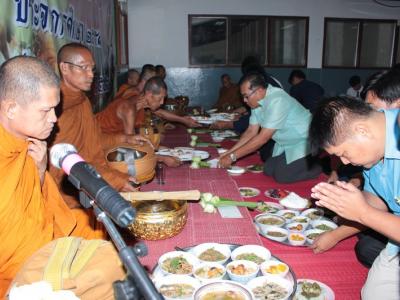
[114,68,140,99]
[95,65,156,134]
[49,43,147,212]
[213,74,243,111]
[0,56,115,297]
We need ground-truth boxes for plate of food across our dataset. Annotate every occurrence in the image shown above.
[294,279,335,300]
[265,188,290,200]
[191,116,214,125]
[246,164,264,173]
[254,209,337,247]
[279,192,310,211]
[157,148,210,162]
[239,187,260,198]
[152,243,297,300]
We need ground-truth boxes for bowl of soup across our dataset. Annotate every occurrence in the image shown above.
[193,280,253,300]
[155,275,201,300]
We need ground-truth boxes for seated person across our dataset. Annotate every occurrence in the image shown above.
[0,56,124,297]
[310,97,400,300]
[288,69,324,113]
[49,43,146,216]
[219,72,321,183]
[155,64,166,80]
[115,68,140,98]
[96,64,156,135]
[213,74,243,111]
[346,75,363,99]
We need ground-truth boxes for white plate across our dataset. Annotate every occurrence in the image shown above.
[295,279,335,300]
[191,116,214,125]
[156,148,209,162]
[227,166,246,175]
[239,187,260,198]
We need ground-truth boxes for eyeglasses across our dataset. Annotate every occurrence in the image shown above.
[63,61,96,73]
[242,88,259,100]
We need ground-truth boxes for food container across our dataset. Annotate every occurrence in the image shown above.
[128,200,188,240]
[255,213,286,232]
[260,226,289,243]
[311,219,338,232]
[158,251,199,276]
[304,229,325,244]
[260,260,289,278]
[106,142,156,183]
[288,232,306,246]
[193,280,253,300]
[139,126,161,149]
[231,245,271,265]
[193,262,226,283]
[226,260,259,284]
[155,274,200,300]
[247,275,293,300]
[192,243,231,265]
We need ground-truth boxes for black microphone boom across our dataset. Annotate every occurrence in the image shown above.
[50,143,135,228]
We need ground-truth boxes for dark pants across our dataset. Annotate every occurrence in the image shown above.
[355,230,387,268]
[263,152,322,183]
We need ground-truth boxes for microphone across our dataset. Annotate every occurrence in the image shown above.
[50,143,136,228]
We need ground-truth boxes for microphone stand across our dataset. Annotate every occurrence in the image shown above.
[83,195,162,300]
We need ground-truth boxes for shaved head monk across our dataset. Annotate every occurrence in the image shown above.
[0,56,122,297]
[95,64,156,135]
[48,43,146,232]
[114,68,140,99]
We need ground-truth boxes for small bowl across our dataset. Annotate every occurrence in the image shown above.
[311,219,338,232]
[276,210,300,222]
[193,262,226,282]
[261,226,289,243]
[279,192,309,211]
[212,136,225,143]
[193,280,253,300]
[260,260,289,277]
[301,208,324,220]
[227,166,246,175]
[247,275,293,300]
[192,243,231,265]
[288,232,306,246]
[291,216,311,227]
[258,202,284,214]
[226,260,259,284]
[255,213,286,232]
[231,245,271,265]
[285,222,306,233]
[304,229,325,244]
[158,251,199,276]
[155,275,201,300]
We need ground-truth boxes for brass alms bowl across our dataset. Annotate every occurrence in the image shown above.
[128,200,188,240]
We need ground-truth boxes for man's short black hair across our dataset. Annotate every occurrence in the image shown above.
[309,96,374,154]
[288,69,306,84]
[220,73,230,81]
[238,72,266,91]
[361,69,400,104]
[139,64,156,82]
[349,75,361,87]
[144,76,167,94]
[128,68,139,76]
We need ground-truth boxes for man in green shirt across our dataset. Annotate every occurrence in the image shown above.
[219,72,321,183]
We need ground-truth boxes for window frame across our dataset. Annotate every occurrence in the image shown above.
[322,17,398,69]
[188,14,309,68]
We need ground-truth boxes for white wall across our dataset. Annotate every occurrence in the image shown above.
[128,0,400,68]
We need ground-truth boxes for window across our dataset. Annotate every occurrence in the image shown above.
[189,15,308,67]
[323,18,397,68]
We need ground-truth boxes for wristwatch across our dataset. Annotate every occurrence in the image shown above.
[229,152,237,162]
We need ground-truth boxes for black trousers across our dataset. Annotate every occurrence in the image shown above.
[263,152,322,183]
[355,230,387,268]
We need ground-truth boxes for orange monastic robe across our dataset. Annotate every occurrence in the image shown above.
[95,87,144,134]
[49,83,129,210]
[0,124,76,297]
[214,84,243,110]
[114,83,131,98]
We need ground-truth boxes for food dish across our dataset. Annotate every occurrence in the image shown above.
[265,188,290,200]
[156,147,210,161]
[260,260,289,278]
[153,244,297,299]
[239,187,260,198]
[193,280,253,300]
[279,192,310,211]
[226,259,259,284]
[246,164,264,173]
[231,245,271,265]
[247,275,293,300]
[191,116,214,125]
[155,275,201,300]
[192,243,231,265]
[227,166,246,175]
[158,251,199,276]
[193,262,226,282]
[294,279,335,300]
